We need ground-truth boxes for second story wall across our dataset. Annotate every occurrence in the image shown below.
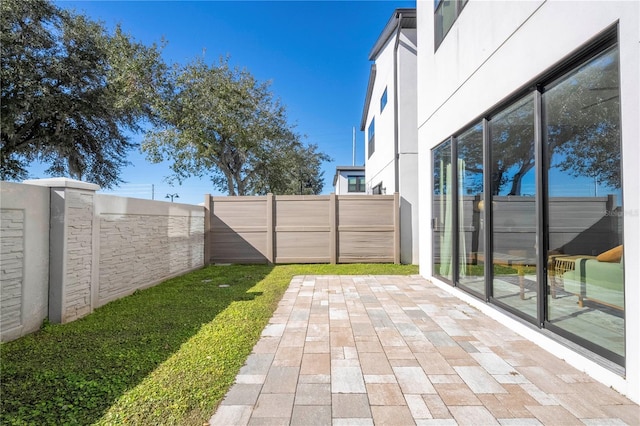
[363,11,417,195]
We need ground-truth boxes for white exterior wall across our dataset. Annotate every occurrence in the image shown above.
[365,34,396,194]
[417,0,640,402]
[365,26,419,264]
[335,173,349,195]
[398,28,419,264]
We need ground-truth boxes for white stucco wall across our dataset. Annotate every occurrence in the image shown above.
[335,173,348,195]
[365,31,396,193]
[0,182,50,341]
[364,25,419,264]
[398,28,419,264]
[417,0,639,403]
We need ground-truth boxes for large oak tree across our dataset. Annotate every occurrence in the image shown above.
[142,58,330,196]
[1,0,168,187]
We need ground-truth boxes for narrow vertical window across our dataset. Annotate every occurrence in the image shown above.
[380,87,388,113]
[367,118,375,158]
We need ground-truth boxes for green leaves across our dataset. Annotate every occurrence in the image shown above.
[142,58,330,195]
[1,0,328,192]
[0,0,168,187]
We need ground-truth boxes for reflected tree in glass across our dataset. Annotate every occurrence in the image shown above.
[457,123,485,294]
[546,48,621,191]
[491,98,536,196]
[433,141,453,281]
[545,45,624,361]
[490,94,537,320]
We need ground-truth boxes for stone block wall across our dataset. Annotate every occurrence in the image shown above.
[0,209,24,331]
[63,190,95,322]
[0,182,50,341]
[96,196,204,306]
[0,178,205,341]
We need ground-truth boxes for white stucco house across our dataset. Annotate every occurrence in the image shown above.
[361,8,419,264]
[417,0,639,403]
[333,165,366,195]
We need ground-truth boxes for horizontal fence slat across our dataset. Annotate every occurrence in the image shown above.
[338,256,394,263]
[275,256,332,263]
[338,225,395,232]
[275,226,331,232]
[213,226,268,233]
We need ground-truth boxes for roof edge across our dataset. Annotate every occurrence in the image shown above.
[360,64,377,131]
[368,8,417,61]
[333,166,365,186]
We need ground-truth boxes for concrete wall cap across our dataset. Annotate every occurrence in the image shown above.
[23,177,101,191]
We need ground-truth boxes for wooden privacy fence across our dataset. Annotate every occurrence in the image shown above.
[205,193,400,264]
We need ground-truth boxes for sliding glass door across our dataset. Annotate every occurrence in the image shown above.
[457,123,485,296]
[489,95,538,320]
[433,140,453,282]
[544,44,624,363]
[430,33,624,365]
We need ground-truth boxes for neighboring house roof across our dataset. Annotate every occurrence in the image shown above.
[333,165,365,187]
[368,8,417,61]
[360,64,376,132]
[360,8,417,131]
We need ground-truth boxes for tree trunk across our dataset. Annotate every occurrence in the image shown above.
[508,162,534,196]
[224,171,236,196]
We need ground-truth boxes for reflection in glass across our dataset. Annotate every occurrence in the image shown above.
[433,141,452,282]
[545,45,624,359]
[490,94,537,319]
[457,123,485,295]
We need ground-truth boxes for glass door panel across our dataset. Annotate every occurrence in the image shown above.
[490,94,538,319]
[433,140,453,282]
[544,45,624,361]
[457,123,485,295]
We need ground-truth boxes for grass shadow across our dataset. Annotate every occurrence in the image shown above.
[0,264,274,425]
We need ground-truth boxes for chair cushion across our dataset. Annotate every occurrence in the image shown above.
[596,245,623,263]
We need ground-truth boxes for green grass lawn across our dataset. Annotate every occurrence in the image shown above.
[0,263,417,425]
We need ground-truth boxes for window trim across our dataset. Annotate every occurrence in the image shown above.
[434,0,468,51]
[380,87,388,113]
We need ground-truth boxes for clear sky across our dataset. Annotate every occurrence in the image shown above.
[27,0,415,205]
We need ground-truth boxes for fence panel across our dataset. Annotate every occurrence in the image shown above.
[337,195,398,263]
[275,196,332,263]
[210,196,270,263]
[207,193,399,264]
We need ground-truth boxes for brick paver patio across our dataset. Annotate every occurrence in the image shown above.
[209,275,638,425]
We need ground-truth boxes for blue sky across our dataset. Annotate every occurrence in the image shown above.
[28,0,415,204]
